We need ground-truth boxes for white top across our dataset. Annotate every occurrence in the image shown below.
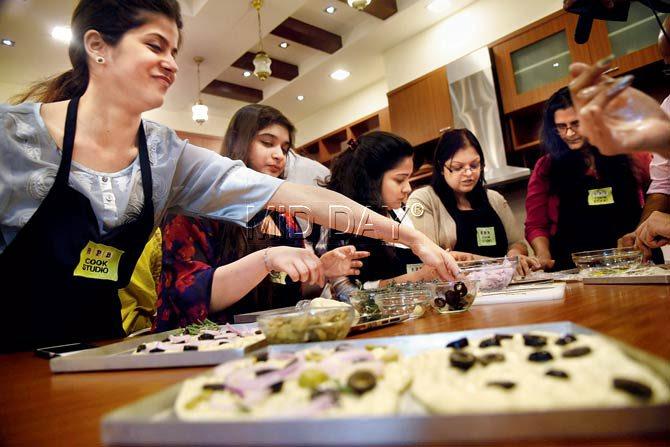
[0,102,283,253]
[284,152,330,186]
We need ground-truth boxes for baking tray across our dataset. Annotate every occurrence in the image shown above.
[473,283,566,305]
[49,323,266,373]
[101,321,670,446]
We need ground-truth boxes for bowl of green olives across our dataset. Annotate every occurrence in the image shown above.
[257,306,356,344]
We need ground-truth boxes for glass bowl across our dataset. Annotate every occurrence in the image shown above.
[257,306,355,344]
[427,279,479,314]
[571,247,643,277]
[372,285,433,320]
[457,256,518,292]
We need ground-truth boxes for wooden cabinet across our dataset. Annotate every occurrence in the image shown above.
[176,131,224,153]
[492,12,592,114]
[295,109,390,167]
[386,67,453,146]
[588,2,666,76]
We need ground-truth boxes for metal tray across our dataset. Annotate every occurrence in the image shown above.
[101,321,670,445]
[50,323,266,373]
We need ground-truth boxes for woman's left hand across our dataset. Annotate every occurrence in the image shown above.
[408,233,460,280]
[320,246,370,279]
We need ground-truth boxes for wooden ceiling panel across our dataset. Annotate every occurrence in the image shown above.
[338,0,397,20]
[202,80,263,103]
[271,17,342,54]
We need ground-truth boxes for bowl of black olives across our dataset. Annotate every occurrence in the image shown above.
[428,279,479,314]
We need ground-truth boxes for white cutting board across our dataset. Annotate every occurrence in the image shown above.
[473,283,566,306]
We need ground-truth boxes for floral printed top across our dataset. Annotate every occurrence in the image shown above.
[154,210,304,331]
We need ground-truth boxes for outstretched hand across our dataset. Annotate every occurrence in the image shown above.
[320,245,370,279]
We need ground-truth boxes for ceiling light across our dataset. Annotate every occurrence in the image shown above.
[426,0,453,13]
[251,0,272,81]
[279,41,289,49]
[243,71,252,77]
[51,26,72,44]
[1,38,15,47]
[324,5,337,14]
[297,95,305,101]
[192,56,208,125]
[347,0,371,10]
[330,69,350,81]
[553,62,560,67]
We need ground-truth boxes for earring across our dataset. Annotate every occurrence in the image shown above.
[95,56,105,64]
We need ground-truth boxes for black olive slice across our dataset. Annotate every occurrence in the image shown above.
[311,388,340,402]
[218,341,229,345]
[183,345,198,351]
[434,297,447,308]
[136,344,146,353]
[555,334,578,346]
[523,334,547,347]
[255,352,269,362]
[613,378,653,400]
[562,346,591,358]
[256,368,276,376]
[450,351,476,371]
[528,351,553,362]
[487,381,516,390]
[479,337,501,348]
[494,334,513,342]
[198,333,215,340]
[446,337,469,349]
[479,353,505,366]
[445,290,460,307]
[546,369,569,379]
[149,347,165,353]
[202,383,226,391]
[347,370,377,395]
[270,381,284,393]
[254,329,263,335]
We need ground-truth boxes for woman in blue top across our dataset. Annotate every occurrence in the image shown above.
[0,0,458,351]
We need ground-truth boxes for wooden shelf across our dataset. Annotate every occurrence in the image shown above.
[295,108,391,166]
[514,139,540,152]
[409,163,433,186]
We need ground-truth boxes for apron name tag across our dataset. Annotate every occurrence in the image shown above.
[73,241,124,282]
[269,271,288,285]
[588,187,614,206]
[406,263,423,274]
[476,227,497,247]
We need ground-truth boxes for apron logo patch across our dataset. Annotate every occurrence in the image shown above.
[73,241,124,282]
[269,271,288,285]
[476,227,497,247]
[409,202,424,218]
[406,263,423,274]
[588,187,614,206]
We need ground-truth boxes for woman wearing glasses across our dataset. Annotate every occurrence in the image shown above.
[407,128,538,275]
[525,87,651,271]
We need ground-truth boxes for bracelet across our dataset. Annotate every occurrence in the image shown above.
[263,248,272,273]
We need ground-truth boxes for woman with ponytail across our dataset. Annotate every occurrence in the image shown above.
[0,1,458,351]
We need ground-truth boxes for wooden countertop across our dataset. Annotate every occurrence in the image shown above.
[1,282,669,446]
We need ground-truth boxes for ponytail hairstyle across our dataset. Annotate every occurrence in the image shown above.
[325,131,413,216]
[430,128,491,213]
[221,104,296,174]
[11,0,183,104]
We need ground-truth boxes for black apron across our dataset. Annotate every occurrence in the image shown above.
[550,173,641,271]
[452,205,509,258]
[327,210,422,284]
[0,97,155,351]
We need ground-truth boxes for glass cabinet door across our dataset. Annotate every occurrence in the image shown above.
[511,31,571,94]
[606,2,667,59]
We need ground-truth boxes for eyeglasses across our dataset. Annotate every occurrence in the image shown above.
[555,120,580,135]
[445,161,481,175]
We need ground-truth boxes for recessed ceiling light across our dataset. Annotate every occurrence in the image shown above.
[1,38,15,47]
[324,5,337,14]
[51,26,72,44]
[297,95,305,101]
[279,41,289,49]
[553,62,560,67]
[330,69,350,81]
[426,0,453,13]
[243,71,252,77]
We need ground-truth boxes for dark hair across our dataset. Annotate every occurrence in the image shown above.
[325,131,413,215]
[222,104,296,173]
[12,0,183,104]
[540,87,641,195]
[430,128,492,213]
